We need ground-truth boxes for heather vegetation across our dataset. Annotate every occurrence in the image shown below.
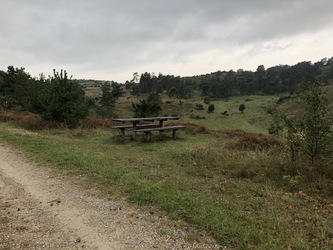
[0,57,333,249]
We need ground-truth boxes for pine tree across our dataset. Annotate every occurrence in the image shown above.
[40,70,88,128]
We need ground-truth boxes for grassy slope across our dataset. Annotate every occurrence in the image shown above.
[0,87,333,249]
[114,92,278,133]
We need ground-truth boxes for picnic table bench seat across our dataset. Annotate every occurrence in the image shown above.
[112,124,160,136]
[133,125,186,140]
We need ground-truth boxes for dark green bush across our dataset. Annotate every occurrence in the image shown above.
[39,70,88,128]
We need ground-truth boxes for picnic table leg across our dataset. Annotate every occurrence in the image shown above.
[132,121,138,139]
[120,128,125,137]
[172,129,178,139]
[146,132,152,141]
[159,130,164,139]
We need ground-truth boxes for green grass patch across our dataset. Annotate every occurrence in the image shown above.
[1,122,333,249]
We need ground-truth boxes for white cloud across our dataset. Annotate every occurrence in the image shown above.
[1,0,332,82]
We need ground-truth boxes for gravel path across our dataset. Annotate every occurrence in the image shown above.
[0,143,221,249]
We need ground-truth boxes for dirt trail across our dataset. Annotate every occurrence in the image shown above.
[0,143,220,249]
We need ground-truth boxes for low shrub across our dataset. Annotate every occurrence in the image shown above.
[0,109,53,130]
[0,109,14,122]
[16,115,54,130]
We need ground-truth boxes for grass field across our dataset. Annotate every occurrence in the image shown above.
[111,92,278,133]
[0,89,332,249]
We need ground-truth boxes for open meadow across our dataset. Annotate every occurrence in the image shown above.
[108,90,277,133]
[0,88,332,249]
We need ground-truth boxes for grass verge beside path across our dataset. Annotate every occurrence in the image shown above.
[0,123,333,249]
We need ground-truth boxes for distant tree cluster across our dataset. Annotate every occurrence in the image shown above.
[127,72,196,117]
[198,61,326,98]
[126,72,195,99]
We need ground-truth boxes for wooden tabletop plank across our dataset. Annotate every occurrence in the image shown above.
[112,116,180,123]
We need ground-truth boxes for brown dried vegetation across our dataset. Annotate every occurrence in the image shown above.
[0,109,53,130]
[224,129,283,150]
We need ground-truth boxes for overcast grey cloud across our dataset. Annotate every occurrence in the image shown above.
[1,0,332,82]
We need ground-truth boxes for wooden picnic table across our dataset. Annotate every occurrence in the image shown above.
[112,116,180,127]
[111,116,185,140]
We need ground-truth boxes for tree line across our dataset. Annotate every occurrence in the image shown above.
[126,57,333,98]
[125,72,195,99]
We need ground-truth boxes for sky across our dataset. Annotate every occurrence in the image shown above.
[1,0,333,83]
